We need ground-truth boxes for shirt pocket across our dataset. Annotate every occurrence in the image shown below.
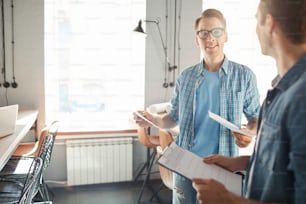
[257,120,281,171]
[226,91,243,123]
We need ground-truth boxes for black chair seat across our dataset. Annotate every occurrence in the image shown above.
[0,178,24,203]
[0,121,59,204]
[0,157,34,177]
[0,157,43,204]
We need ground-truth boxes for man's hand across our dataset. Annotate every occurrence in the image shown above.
[133,111,154,128]
[231,130,253,148]
[232,122,256,147]
[204,155,237,172]
[203,154,249,172]
[192,178,231,204]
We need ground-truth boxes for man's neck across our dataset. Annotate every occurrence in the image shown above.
[275,43,306,78]
[203,54,225,72]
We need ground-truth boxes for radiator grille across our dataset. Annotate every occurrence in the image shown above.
[66,137,133,186]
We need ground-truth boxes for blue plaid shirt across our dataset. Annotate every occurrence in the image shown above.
[168,56,260,156]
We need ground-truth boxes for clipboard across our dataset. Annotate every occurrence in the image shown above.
[157,142,242,196]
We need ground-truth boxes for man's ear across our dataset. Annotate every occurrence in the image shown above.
[266,14,275,35]
[195,36,200,46]
[224,31,228,43]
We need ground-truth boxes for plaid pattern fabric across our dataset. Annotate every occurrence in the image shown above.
[168,56,260,156]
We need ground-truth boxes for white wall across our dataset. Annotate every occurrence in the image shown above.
[145,0,202,106]
[0,0,45,133]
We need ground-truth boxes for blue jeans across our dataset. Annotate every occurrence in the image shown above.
[172,173,197,204]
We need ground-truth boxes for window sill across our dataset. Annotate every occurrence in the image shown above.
[56,129,137,140]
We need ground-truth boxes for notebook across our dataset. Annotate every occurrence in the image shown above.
[0,104,19,138]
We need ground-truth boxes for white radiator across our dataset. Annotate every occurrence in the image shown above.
[66,137,133,186]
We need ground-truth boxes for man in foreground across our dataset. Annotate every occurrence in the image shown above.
[192,0,306,203]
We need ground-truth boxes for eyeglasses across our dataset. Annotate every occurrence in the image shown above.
[196,27,225,39]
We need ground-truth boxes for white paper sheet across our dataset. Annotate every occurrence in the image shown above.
[208,111,256,137]
[158,142,242,196]
[133,111,161,129]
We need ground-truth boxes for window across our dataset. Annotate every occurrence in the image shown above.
[44,0,145,131]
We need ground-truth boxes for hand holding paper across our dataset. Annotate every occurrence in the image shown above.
[158,142,242,195]
[133,111,161,129]
[208,111,256,137]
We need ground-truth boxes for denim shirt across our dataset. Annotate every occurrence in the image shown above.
[244,55,306,203]
[168,56,260,156]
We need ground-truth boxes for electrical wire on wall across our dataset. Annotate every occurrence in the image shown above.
[163,0,169,89]
[10,0,17,88]
[0,0,8,105]
[177,0,182,75]
[163,0,170,101]
[1,0,6,88]
[0,0,17,105]
[169,0,177,87]
[163,0,182,101]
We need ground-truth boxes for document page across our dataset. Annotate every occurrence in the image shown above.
[133,111,161,129]
[208,111,256,137]
[158,142,242,196]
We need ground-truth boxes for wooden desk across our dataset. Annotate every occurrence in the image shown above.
[0,110,38,171]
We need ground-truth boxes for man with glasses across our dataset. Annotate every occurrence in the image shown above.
[193,0,306,203]
[134,8,260,204]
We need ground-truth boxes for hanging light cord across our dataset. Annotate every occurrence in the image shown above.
[177,0,182,74]
[170,0,177,87]
[11,0,15,83]
[8,0,17,88]
[1,0,6,83]
[164,0,169,88]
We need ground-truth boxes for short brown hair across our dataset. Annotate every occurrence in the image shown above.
[194,9,227,31]
[260,0,306,44]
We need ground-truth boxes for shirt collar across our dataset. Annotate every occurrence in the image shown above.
[273,54,306,91]
[197,55,229,76]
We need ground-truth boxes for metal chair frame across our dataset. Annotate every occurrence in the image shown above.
[0,157,43,204]
[0,121,59,203]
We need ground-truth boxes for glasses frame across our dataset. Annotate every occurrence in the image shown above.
[196,27,225,39]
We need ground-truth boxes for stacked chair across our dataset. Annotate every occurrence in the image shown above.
[0,157,43,204]
[0,121,59,203]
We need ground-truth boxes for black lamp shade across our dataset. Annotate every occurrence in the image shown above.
[133,20,145,34]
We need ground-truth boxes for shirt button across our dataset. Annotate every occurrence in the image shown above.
[267,100,271,104]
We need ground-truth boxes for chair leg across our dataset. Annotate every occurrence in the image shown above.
[41,179,54,201]
[35,177,52,202]
[134,147,151,183]
[42,182,50,201]
[137,150,155,202]
[149,182,167,202]
[137,148,162,203]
